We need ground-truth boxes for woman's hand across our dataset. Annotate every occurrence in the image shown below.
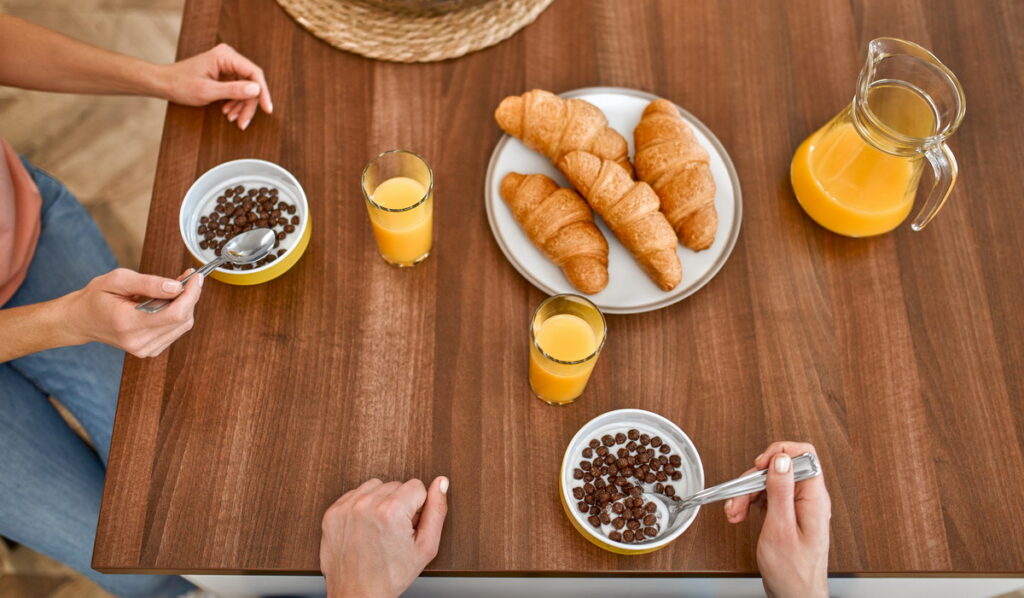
[320,477,449,598]
[724,441,831,598]
[64,267,203,358]
[157,43,273,130]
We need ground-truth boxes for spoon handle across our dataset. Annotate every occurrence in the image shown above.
[673,452,821,512]
[134,257,225,314]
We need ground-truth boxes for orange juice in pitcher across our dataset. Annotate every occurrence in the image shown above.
[791,38,965,237]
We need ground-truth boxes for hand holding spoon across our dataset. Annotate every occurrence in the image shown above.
[135,227,276,314]
[667,452,822,515]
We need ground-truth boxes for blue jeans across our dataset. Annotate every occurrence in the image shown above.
[0,159,194,598]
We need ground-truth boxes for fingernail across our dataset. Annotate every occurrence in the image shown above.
[162,280,183,293]
[756,453,765,462]
[774,454,791,473]
[197,274,204,288]
[241,118,251,130]
[228,113,237,122]
[724,498,733,512]
[439,476,449,494]
[244,82,260,96]
[268,100,274,113]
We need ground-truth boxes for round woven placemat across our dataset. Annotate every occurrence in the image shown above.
[275,0,555,63]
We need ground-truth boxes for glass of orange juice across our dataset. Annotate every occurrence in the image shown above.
[361,150,434,266]
[529,294,607,405]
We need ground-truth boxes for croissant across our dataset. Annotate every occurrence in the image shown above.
[634,99,718,250]
[557,151,681,291]
[500,172,609,294]
[495,89,634,177]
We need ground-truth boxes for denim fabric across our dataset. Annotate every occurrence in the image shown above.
[0,158,194,598]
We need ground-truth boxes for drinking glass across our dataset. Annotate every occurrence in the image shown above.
[529,294,607,405]
[361,150,434,266]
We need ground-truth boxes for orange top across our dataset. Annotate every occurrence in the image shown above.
[0,138,41,306]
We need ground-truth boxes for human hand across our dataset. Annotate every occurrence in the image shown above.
[64,267,202,358]
[157,43,273,130]
[320,477,449,598]
[723,442,830,598]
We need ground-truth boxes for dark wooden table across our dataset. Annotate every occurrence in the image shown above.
[94,0,1024,576]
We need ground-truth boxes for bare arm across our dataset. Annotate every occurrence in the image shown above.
[0,296,79,362]
[0,15,163,97]
[0,15,273,129]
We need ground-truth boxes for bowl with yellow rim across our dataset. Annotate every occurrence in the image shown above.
[179,159,311,285]
[559,409,704,554]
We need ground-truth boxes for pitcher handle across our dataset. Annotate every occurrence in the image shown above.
[911,143,958,231]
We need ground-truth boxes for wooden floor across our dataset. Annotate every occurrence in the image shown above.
[0,1,182,596]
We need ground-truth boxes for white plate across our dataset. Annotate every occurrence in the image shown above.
[484,87,742,314]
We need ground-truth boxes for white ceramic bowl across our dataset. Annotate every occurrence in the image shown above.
[178,159,310,285]
[559,409,704,554]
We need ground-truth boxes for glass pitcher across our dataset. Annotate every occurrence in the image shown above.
[790,38,965,237]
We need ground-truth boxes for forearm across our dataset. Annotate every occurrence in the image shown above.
[0,293,84,362]
[0,15,167,98]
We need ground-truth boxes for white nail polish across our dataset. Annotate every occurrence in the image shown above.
[724,498,733,511]
[244,82,260,96]
[162,280,182,293]
[439,477,450,494]
[774,454,791,473]
[241,118,251,130]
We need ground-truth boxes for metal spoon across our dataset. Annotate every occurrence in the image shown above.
[135,227,277,314]
[667,452,822,515]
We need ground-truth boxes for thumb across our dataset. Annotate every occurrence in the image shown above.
[206,79,260,102]
[764,453,797,532]
[106,268,184,300]
[414,476,449,562]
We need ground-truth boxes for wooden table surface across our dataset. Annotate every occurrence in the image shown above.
[94,0,1024,576]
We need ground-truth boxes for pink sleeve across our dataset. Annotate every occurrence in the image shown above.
[0,138,41,299]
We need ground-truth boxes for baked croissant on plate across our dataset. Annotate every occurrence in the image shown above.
[500,172,609,294]
[557,151,681,291]
[495,89,634,177]
[634,99,718,251]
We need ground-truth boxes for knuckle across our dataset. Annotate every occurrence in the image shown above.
[322,503,345,526]
[352,495,377,515]
[107,268,128,286]
[378,501,405,523]
[170,304,190,323]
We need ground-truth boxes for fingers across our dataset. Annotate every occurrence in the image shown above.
[723,467,759,523]
[105,268,185,300]
[755,441,830,505]
[238,98,259,130]
[215,43,273,115]
[334,478,384,510]
[136,316,194,357]
[414,476,449,562]
[227,100,246,124]
[387,479,428,522]
[206,78,261,102]
[754,441,819,470]
[764,453,797,533]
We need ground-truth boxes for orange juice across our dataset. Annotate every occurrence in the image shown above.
[791,83,936,237]
[367,176,433,266]
[530,313,601,404]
